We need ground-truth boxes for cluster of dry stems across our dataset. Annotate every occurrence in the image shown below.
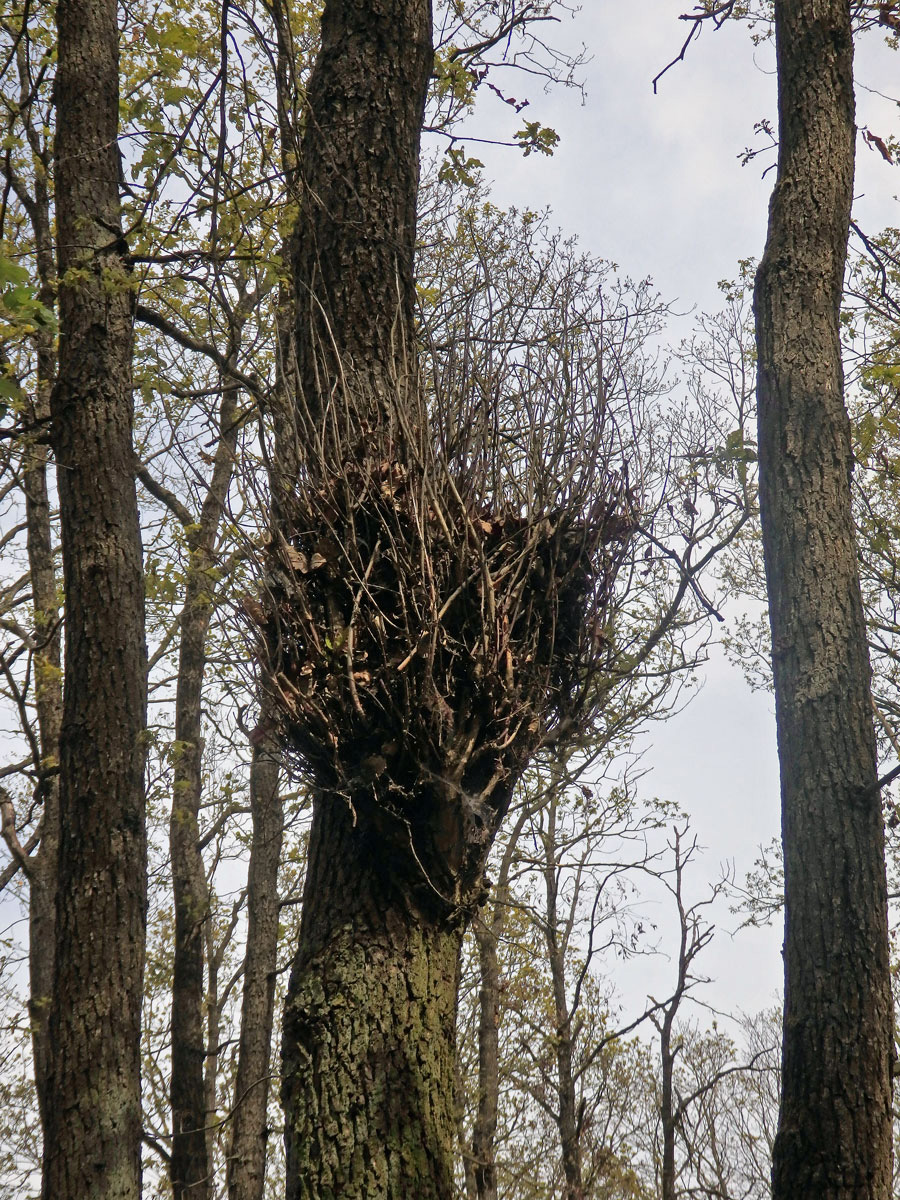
[248,320,636,871]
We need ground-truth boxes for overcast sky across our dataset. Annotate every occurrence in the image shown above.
[453,3,900,1020]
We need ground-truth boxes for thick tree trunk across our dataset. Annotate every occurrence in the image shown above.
[754,3,894,1198]
[289,0,432,409]
[282,795,462,1199]
[279,4,460,1198]
[42,0,147,1194]
[170,380,240,1200]
[227,731,284,1200]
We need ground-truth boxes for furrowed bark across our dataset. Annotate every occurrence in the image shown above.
[226,730,284,1200]
[42,0,147,1194]
[282,795,461,1199]
[289,0,432,408]
[754,2,894,1197]
[170,378,240,1200]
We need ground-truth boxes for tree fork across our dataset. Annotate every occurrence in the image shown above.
[754,2,894,1197]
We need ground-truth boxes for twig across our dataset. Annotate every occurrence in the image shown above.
[653,2,741,93]
[0,787,34,880]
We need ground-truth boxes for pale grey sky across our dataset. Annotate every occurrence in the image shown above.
[455,2,900,1018]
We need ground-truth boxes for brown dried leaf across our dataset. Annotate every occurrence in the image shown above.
[283,545,309,573]
[241,596,267,626]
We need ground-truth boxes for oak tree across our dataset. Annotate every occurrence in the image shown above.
[753,1,894,1197]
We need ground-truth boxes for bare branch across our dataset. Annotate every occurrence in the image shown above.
[0,787,35,880]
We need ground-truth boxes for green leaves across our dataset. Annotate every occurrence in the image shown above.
[438,146,485,188]
[514,120,559,157]
[0,256,56,336]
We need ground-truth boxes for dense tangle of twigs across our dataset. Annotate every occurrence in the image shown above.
[249,314,636,828]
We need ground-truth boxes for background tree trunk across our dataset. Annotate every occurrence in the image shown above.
[754,2,894,1197]
[541,797,585,1200]
[23,419,60,1141]
[22,189,60,1136]
[42,0,148,1194]
[170,376,240,1200]
[469,799,534,1200]
[472,918,501,1200]
[226,730,283,1200]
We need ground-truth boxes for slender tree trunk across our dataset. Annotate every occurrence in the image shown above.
[222,34,289,1194]
[472,919,501,1200]
[170,379,240,1200]
[658,1009,677,1200]
[542,801,584,1200]
[468,803,532,1200]
[458,1056,479,1200]
[22,173,60,1137]
[42,0,147,1194]
[23,425,60,1139]
[227,731,283,1200]
[204,918,222,1181]
[548,950,584,1200]
[170,619,212,1200]
[754,3,894,1197]
[282,795,462,1199]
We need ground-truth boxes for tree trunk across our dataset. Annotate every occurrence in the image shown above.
[170,379,240,1200]
[23,418,61,1140]
[468,803,532,1200]
[170,581,213,1200]
[542,800,585,1200]
[227,731,284,1200]
[658,1009,677,1200]
[22,172,60,1139]
[278,4,466,1197]
[42,0,147,1194]
[282,795,462,1199]
[754,3,894,1197]
[289,0,432,409]
[471,919,501,1200]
